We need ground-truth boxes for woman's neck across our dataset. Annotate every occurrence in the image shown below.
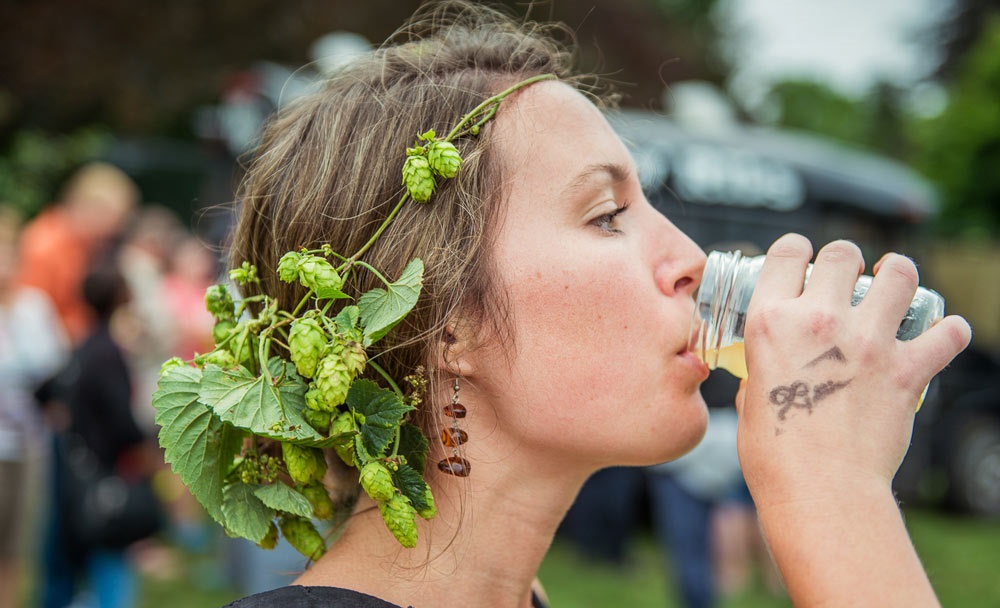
[295,440,591,608]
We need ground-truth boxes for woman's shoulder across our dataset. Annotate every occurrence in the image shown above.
[223,586,407,608]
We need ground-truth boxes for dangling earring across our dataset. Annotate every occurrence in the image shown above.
[437,378,470,477]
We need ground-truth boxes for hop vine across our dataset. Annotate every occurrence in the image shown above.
[151,73,556,560]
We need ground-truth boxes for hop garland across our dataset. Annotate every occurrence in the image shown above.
[152,73,556,559]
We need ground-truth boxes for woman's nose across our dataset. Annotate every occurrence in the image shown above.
[654,222,706,297]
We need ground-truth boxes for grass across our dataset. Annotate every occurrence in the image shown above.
[19,508,1000,607]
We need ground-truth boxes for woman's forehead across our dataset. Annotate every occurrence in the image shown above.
[493,80,634,191]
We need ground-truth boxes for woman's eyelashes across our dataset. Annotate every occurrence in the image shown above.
[591,200,631,234]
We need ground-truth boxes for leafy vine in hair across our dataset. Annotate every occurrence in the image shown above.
[152,74,557,559]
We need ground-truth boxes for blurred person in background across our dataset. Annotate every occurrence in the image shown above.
[161,234,219,362]
[16,162,138,345]
[0,205,69,608]
[37,258,157,608]
[117,205,186,430]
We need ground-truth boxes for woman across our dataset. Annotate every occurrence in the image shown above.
[212,2,970,606]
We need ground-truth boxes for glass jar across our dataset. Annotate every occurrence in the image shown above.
[689,249,946,381]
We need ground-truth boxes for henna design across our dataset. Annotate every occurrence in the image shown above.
[769,381,812,420]
[806,346,847,368]
[769,377,855,421]
[813,379,852,402]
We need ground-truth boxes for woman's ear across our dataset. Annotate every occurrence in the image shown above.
[434,321,477,377]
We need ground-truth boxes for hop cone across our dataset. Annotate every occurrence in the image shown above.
[299,483,335,520]
[282,442,327,485]
[303,406,332,435]
[289,317,327,378]
[277,251,302,283]
[212,319,236,347]
[379,494,418,548]
[359,462,395,502]
[314,353,352,410]
[278,516,326,561]
[417,486,437,520]
[257,521,278,550]
[329,412,357,466]
[427,140,462,178]
[204,284,235,321]
[402,154,435,203]
[297,255,343,296]
[198,349,236,369]
[330,337,366,379]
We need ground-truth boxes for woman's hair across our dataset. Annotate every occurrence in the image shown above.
[231,2,596,409]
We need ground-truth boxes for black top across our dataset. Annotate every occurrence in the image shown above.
[224,585,550,608]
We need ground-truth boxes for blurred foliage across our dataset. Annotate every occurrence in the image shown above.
[0,0,731,141]
[922,0,1000,82]
[0,128,112,216]
[916,16,1000,239]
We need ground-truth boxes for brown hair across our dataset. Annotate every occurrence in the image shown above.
[231,2,592,401]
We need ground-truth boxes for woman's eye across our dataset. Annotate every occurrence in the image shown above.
[591,201,631,233]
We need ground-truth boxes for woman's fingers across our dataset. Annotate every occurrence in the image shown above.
[752,234,812,303]
[856,253,920,338]
[906,315,973,385]
[802,240,865,304]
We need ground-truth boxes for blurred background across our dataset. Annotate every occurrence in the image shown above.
[1,0,998,607]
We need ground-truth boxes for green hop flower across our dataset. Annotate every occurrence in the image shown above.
[417,486,437,520]
[277,251,302,283]
[303,407,332,435]
[427,140,462,178]
[257,521,278,550]
[196,349,237,369]
[229,261,258,285]
[359,462,396,502]
[282,442,327,485]
[329,411,357,466]
[204,284,235,321]
[304,385,326,411]
[300,483,335,520]
[159,357,186,377]
[330,337,366,379]
[212,319,236,347]
[297,255,343,297]
[288,317,327,378]
[402,154,435,203]
[379,494,418,548]
[278,516,326,561]
[314,353,352,410]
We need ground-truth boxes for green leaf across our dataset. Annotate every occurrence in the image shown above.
[333,305,360,335]
[393,463,432,514]
[253,482,314,519]
[358,258,423,346]
[398,423,430,474]
[222,482,275,543]
[153,365,242,526]
[346,379,415,457]
[199,359,326,444]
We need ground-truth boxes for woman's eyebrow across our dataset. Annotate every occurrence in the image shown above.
[561,162,631,198]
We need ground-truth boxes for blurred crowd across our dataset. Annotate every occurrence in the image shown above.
[0,162,230,608]
[1,160,785,608]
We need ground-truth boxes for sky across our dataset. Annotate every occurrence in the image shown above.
[721,0,947,109]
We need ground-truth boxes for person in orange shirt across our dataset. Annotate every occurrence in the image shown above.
[17,162,138,344]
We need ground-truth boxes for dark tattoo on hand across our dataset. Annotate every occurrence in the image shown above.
[769,381,813,420]
[813,379,852,402]
[769,378,853,421]
[806,346,847,368]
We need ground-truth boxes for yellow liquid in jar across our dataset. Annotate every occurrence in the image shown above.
[704,341,926,411]
[706,342,748,379]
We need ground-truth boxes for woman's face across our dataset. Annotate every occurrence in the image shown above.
[467,81,710,469]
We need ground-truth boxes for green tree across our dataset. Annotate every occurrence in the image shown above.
[917,16,1000,238]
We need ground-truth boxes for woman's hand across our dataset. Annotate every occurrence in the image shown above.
[737,234,970,504]
[735,234,971,606]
